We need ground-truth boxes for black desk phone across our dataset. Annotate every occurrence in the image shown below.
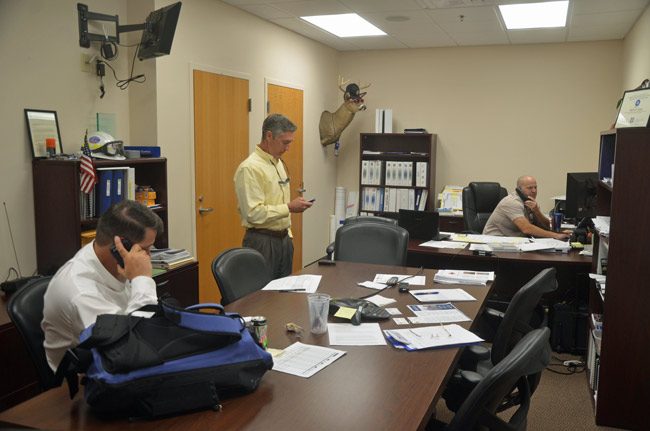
[516,187,531,202]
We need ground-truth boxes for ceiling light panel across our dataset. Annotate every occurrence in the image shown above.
[499,1,569,30]
[301,13,387,37]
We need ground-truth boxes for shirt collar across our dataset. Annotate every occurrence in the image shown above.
[255,145,280,165]
[84,241,128,292]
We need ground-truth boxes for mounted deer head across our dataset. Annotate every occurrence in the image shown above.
[319,77,370,147]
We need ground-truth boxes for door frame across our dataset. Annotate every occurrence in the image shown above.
[188,63,251,256]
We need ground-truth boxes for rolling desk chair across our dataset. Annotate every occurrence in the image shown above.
[7,277,56,391]
[325,215,398,260]
[462,182,508,233]
[443,268,557,413]
[429,328,551,431]
[333,223,409,266]
[211,248,272,306]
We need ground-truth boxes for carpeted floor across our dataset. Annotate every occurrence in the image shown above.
[434,354,623,430]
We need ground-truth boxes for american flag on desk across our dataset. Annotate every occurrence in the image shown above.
[80,131,97,194]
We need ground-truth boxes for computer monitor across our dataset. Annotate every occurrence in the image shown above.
[138,2,182,60]
[564,172,598,220]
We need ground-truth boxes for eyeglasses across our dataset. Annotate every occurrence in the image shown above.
[273,159,290,187]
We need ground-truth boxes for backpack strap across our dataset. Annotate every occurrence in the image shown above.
[160,299,243,334]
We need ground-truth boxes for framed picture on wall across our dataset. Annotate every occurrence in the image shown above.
[615,88,650,128]
[24,109,64,158]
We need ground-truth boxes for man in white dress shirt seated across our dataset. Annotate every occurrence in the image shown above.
[42,200,163,371]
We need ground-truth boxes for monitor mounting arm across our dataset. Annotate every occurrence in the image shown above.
[77,3,146,48]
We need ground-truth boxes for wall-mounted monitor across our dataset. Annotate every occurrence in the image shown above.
[138,2,182,60]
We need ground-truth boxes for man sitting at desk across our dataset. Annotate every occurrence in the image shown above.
[42,200,163,371]
[483,175,569,240]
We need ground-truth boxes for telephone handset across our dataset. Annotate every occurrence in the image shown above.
[516,187,531,203]
[110,238,133,268]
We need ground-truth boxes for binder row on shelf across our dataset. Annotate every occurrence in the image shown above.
[361,187,428,212]
[360,160,428,187]
[80,167,136,220]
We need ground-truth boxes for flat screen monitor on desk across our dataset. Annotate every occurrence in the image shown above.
[565,172,598,220]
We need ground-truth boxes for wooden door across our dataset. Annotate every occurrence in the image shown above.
[193,70,249,303]
[267,83,304,272]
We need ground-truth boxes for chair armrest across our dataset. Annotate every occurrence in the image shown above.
[458,344,491,370]
[325,242,335,260]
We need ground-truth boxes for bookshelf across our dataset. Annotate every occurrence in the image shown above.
[588,128,650,429]
[358,133,436,215]
[32,158,169,275]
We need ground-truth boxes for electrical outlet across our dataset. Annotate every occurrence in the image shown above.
[80,53,93,73]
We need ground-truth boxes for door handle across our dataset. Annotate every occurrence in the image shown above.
[199,206,214,214]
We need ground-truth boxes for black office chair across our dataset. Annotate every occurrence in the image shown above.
[211,247,272,306]
[462,182,508,233]
[7,276,56,391]
[442,268,557,413]
[333,222,409,266]
[429,327,551,431]
[325,215,398,260]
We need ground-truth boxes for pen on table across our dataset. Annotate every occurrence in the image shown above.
[413,291,439,296]
[279,288,306,292]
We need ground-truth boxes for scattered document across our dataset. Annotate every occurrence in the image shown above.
[393,317,409,325]
[519,238,570,253]
[469,243,493,252]
[272,342,346,378]
[406,303,471,324]
[327,323,387,346]
[433,270,494,285]
[262,274,321,293]
[419,240,468,249]
[365,294,396,307]
[593,216,610,235]
[385,307,401,315]
[450,233,529,246]
[409,288,477,302]
[358,281,388,290]
[384,324,483,351]
[373,274,426,285]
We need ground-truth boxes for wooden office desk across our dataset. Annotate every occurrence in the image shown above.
[0,261,491,431]
[407,239,591,303]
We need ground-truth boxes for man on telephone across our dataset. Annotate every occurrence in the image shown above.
[483,175,570,240]
[42,200,164,371]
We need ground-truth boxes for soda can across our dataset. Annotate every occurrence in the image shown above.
[251,316,268,349]
[552,212,563,232]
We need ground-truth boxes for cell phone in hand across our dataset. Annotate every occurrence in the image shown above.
[110,238,133,268]
[308,198,316,203]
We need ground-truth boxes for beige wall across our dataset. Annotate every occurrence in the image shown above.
[0,0,130,275]
[153,0,339,264]
[623,5,650,90]
[1,0,648,277]
[337,42,622,209]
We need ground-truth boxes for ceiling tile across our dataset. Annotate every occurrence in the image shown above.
[238,4,293,19]
[425,5,500,22]
[507,27,568,44]
[394,32,457,48]
[361,11,440,34]
[269,17,361,49]
[271,0,352,17]
[339,0,423,13]
[571,9,641,28]
[450,30,509,46]
[343,35,408,49]
[572,0,649,15]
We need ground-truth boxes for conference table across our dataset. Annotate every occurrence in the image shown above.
[407,239,592,304]
[0,261,492,431]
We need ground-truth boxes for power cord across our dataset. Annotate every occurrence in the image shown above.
[96,41,145,93]
[546,355,586,375]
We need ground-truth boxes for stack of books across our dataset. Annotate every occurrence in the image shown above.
[150,248,195,270]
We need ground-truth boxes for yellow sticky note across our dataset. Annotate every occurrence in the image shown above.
[334,306,357,319]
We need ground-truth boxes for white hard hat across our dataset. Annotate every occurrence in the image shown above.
[87,131,126,160]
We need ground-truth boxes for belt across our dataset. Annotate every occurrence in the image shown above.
[247,228,289,238]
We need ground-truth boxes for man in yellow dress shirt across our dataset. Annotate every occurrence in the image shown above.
[234,114,313,278]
